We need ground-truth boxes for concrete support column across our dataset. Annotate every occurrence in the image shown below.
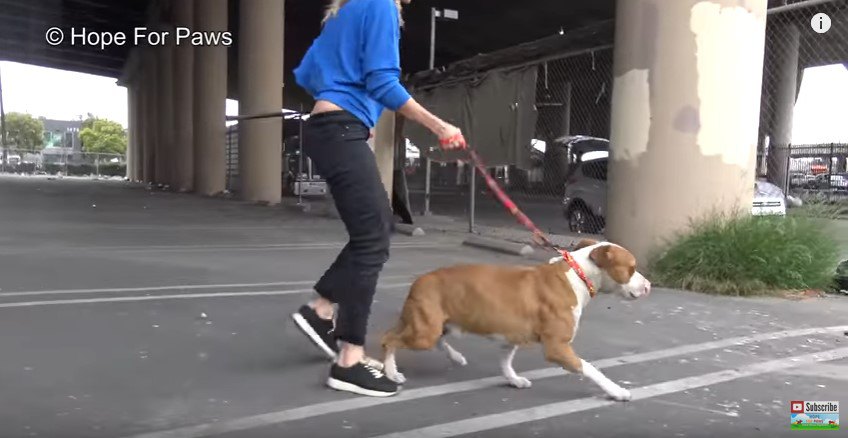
[238,0,284,204]
[606,0,768,263]
[173,0,195,192]
[370,111,396,199]
[134,82,145,182]
[126,83,139,181]
[766,23,800,192]
[193,0,228,196]
[157,26,176,187]
[142,47,159,184]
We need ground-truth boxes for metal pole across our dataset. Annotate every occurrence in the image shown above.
[0,65,7,173]
[468,164,476,232]
[298,104,304,206]
[767,0,837,15]
[423,7,436,216]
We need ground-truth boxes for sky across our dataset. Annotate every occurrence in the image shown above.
[1,60,846,145]
[0,61,239,128]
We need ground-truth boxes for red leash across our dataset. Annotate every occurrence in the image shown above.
[439,136,597,297]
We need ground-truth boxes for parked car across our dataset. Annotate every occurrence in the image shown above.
[807,173,848,190]
[790,173,816,188]
[562,153,787,234]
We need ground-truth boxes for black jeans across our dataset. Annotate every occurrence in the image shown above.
[304,110,393,346]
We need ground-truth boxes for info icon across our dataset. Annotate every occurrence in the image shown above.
[791,401,804,414]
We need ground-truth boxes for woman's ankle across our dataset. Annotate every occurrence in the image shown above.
[336,343,364,368]
[309,297,335,320]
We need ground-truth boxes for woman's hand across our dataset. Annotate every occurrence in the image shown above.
[435,122,467,151]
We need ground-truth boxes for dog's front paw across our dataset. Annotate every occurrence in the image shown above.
[605,385,631,402]
[449,352,468,367]
[508,376,532,389]
[386,371,406,384]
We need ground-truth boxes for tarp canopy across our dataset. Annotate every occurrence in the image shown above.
[405,65,539,169]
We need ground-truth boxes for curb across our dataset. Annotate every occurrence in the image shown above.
[462,235,534,257]
[395,223,426,237]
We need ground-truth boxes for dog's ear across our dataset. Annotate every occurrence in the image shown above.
[588,245,611,266]
[573,239,599,251]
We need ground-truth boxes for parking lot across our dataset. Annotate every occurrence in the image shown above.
[1,175,847,438]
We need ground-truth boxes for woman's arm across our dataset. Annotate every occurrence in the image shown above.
[361,0,465,150]
[396,98,465,150]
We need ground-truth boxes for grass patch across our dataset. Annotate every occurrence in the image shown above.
[650,212,840,296]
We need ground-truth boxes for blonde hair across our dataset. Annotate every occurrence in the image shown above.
[322,0,404,26]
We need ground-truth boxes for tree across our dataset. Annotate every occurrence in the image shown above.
[79,118,127,155]
[4,112,44,152]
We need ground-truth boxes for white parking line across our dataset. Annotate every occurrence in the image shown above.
[0,283,413,308]
[0,275,413,298]
[120,325,848,438]
[82,242,447,252]
[373,347,848,438]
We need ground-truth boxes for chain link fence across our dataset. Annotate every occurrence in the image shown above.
[0,148,126,177]
[405,37,615,236]
[767,144,848,209]
[758,1,848,217]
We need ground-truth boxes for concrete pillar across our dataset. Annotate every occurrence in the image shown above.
[126,83,139,181]
[134,83,145,182]
[766,23,800,192]
[606,0,768,263]
[173,0,195,192]
[238,0,284,204]
[156,26,175,187]
[142,47,158,184]
[370,111,396,199]
[193,0,228,196]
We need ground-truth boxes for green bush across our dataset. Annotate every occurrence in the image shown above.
[98,162,126,177]
[650,212,839,296]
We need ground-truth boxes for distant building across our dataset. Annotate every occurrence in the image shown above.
[40,118,83,165]
[41,118,82,150]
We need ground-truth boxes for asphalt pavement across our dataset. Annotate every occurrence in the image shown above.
[0,174,846,438]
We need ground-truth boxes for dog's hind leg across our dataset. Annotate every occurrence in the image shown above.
[438,338,468,366]
[500,345,531,388]
[380,328,407,384]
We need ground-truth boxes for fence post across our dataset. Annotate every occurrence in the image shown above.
[468,164,476,233]
[95,154,100,177]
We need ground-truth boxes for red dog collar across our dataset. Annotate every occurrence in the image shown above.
[560,250,596,297]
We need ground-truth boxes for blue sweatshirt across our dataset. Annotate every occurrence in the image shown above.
[293,0,412,128]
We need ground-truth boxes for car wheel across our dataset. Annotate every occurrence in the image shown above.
[567,204,594,234]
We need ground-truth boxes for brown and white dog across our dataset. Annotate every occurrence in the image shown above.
[380,239,651,401]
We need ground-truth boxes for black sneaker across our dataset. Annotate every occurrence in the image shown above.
[292,305,339,360]
[327,361,399,397]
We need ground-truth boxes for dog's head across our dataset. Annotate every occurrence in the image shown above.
[551,239,651,300]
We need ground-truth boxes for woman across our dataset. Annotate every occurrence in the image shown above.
[290,0,466,397]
